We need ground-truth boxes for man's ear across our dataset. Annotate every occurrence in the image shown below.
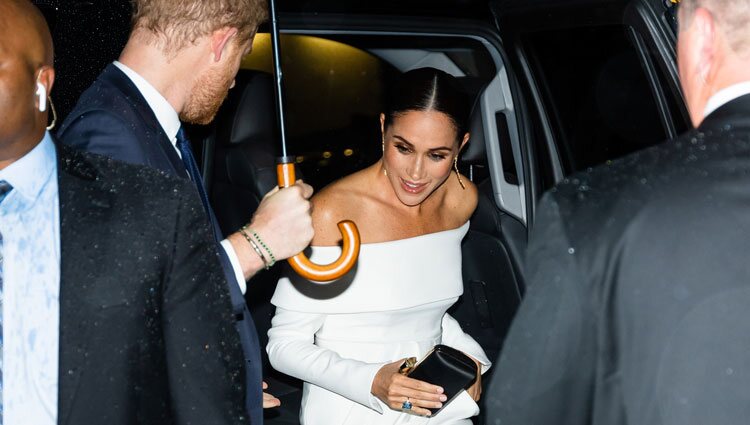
[210,27,239,62]
[35,66,55,112]
[692,7,716,82]
[37,66,55,94]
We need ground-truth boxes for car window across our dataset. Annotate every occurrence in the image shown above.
[523,23,680,175]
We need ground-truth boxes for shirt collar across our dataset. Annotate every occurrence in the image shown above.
[703,82,750,119]
[113,60,181,146]
[0,131,56,203]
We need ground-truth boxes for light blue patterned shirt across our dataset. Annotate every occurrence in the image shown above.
[0,133,59,425]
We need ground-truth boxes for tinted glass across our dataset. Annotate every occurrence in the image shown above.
[524,25,669,174]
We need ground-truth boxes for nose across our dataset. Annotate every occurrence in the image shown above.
[406,156,424,180]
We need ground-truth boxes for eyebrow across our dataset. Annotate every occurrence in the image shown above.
[393,135,453,152]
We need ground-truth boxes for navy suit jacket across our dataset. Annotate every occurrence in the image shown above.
[58,64,264,424]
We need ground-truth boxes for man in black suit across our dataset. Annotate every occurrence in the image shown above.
[57,0,314,422]
[0,1,246,423]
[487,1,750,424]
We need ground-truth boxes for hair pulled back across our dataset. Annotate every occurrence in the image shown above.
[383,68,470,143]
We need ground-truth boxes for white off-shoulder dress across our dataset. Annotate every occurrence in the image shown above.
[267,222,491,425]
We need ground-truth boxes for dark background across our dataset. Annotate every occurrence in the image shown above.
[33,1,133,121]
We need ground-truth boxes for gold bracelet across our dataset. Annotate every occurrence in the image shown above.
[239,226,269,270]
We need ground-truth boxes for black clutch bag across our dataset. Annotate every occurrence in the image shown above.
[402,344,478,415]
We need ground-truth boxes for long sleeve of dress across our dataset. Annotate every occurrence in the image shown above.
[267,307,387,413]
[441,313,492,374]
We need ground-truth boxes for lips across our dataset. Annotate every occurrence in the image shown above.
[400,178,428,194]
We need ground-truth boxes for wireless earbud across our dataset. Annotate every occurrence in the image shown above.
[36,82,47,112]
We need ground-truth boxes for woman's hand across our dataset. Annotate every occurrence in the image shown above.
[262,381,281,408]
[371,359,447,416]
[465,357,482,401]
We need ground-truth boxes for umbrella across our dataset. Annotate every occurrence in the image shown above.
[268,0,361,282]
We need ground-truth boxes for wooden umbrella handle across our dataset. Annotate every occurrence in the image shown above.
[277,159,361,282]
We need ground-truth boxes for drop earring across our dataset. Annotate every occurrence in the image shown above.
[454,156,465,190]
[382,138,388,177]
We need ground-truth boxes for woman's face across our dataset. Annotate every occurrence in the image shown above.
[381,110,468,207]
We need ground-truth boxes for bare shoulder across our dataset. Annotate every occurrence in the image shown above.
[311,170,371,246]
[445,173,479,225]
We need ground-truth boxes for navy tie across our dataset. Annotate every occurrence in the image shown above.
[175,128,264,424]
[0,180,13,424]
[175,127,223,240]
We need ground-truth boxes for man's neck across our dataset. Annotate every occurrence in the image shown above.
[0,127,45,171]
[118,40,191,115]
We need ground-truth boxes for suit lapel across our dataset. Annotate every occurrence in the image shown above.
[56,144,115,425]
[100,64,187,177]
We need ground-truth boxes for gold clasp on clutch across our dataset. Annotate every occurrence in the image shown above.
[398,357,417,375]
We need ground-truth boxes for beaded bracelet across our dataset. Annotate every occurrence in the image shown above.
[239,226,270,270]
[250,228,276,267]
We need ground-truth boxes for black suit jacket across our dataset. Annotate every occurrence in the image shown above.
[56,144,246,425]
[487,94,750,425]
[58,64,264,424]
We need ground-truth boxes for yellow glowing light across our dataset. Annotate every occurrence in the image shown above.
[322,151,332,159]
[343,149,354,157]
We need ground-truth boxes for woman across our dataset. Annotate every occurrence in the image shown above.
[267,67,491,424]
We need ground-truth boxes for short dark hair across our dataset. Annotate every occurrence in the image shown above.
[383,68,471,143]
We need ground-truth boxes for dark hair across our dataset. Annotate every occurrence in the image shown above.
[383,68,470,143]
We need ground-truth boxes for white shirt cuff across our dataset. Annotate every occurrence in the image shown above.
[220,239,247,294]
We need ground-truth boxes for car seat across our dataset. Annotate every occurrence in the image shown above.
[451,95,527,420]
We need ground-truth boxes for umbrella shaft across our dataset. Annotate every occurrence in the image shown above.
[269,0,288,158]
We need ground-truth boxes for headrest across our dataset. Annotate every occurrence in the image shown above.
[461,91,487,165]
[216,70,278,146]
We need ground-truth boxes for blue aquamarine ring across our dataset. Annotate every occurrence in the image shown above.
[402,399,412,410]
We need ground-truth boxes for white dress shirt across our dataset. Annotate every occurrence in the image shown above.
[703,81,750,118]
[0,133,59,425]
[113,61,247,293]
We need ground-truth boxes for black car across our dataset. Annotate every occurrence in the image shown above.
[38,0,688,422]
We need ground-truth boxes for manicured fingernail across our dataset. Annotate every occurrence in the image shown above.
[440,395,447,402]
[436,387,444,393]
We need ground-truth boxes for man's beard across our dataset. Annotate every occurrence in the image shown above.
[180,67,233,125]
